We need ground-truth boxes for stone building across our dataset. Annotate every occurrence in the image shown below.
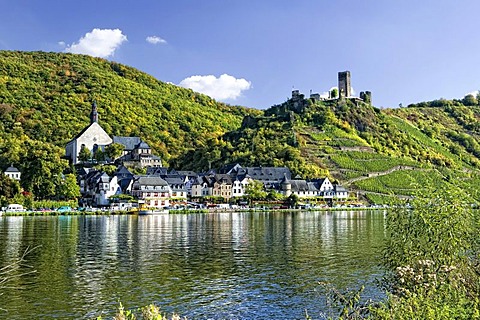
[113,136,162,167]
[360,91,372,104]
[65,102,112,164]
[338,71,352,98]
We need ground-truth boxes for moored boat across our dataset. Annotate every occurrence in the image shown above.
[137,200,169,215]
[138,208,169,215]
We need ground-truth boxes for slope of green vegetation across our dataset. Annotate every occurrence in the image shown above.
[175,94,480,202]
[0,50,260,200]
[0,51,259,162]
[1,50,479,203]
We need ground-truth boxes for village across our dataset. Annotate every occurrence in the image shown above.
[62,101,351,210]
[2,71,374,212]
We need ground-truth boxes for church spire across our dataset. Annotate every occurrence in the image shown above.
[90,100,98,124]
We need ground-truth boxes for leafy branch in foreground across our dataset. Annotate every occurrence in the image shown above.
[371,184,480,319]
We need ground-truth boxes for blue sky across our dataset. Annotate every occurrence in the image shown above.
[1,0,480,109]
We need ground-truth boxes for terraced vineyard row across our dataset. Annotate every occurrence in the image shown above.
[331,152,420,173]
[354,169,448,197]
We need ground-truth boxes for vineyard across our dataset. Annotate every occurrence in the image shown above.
[353,169,464,201]
[330,151,419,173]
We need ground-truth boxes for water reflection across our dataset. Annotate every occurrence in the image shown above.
[0,211,385,319]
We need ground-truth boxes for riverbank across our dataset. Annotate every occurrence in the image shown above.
[1,205,387,216]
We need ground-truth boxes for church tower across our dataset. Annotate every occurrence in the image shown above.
[90,101,99,123]
[66,101,112,164]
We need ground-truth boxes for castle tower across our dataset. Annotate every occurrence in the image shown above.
[90,101,99,124]
[360,91,372,104]
[281,174,292,197]
[338,71,352,99]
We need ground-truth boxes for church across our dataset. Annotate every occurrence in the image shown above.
[65,102,162,167]
[65,102,112,164]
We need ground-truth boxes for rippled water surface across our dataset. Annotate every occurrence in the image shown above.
[0,211,385,319]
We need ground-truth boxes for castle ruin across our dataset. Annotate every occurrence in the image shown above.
[338,71,352,99]
[290,71,371,104]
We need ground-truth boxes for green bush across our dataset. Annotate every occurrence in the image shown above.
[371,185,480,319]
[96,303,183,320]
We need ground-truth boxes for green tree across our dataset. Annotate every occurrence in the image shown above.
[0,173,21,207]
[19,140,68,199]
[371,185,480,319]
[245,180,267,200]
[267,189,284,201]
[94,164,117,176]
[462,94,477,106]
[105,143,124,160]
[330,88,338,99]
[55,173,80,200]
[93,148,106,162]
[78,145,91,163]
[286,193,299,207]
[0,173,21,199]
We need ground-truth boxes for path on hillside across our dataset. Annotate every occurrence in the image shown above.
[356,190,413,200]
[345,165,418,185]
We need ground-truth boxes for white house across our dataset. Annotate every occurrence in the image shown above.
[191,176,214,198]
[231,175,252,197]
[4,165,21,181]
[316,178,335,198]
[334,184,349,200]
[163,176,188,201]
[94,174,121,206]
[132,176,171,208]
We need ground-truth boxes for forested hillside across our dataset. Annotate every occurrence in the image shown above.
[0,51,259,161]
[0,50,479,203]
[0,50,259,199]
[175,95,480,203]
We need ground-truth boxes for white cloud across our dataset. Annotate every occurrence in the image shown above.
[320,86,338,98]
[146,36,167,45]
[465,90,479,97]
[320,86,356,98]
[65,28,127,58]
[58,41,66,47]
[179,74,252,101]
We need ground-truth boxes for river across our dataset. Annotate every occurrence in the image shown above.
[0,211,386,319]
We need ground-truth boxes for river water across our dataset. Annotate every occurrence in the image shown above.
[0,211,386,319]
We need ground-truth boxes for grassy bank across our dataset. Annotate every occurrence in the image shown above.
[1,205,387,217]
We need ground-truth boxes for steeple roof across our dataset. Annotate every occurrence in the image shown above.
[90,101,98,123]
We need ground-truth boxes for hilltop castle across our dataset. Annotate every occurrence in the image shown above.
[291,71,371,106]
[264,71,372,118]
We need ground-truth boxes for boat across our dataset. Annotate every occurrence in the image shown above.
[138,208,169,215]
[137,201,169,215]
